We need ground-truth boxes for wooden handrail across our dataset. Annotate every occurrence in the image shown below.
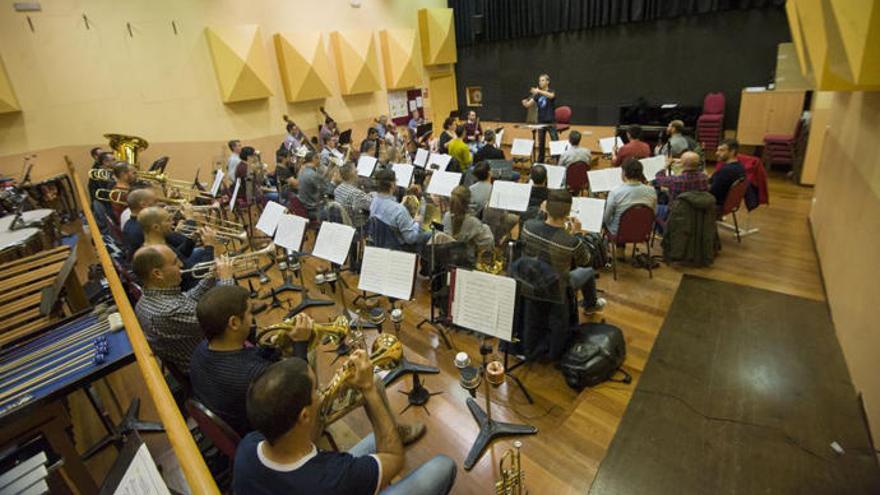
[66,158,220,495]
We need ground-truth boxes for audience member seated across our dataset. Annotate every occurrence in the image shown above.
[233,356,456,495]
[558,130,591,168]
[133,245,233,375]
[656,120,689,158]
[370,169,431,250]
[447,125,472,171]
[710,139,746,207]
[442,186,494,263]
[612,124,651,166]
[521,190,606,314]
[473,129,505,164]
[604,158,658,235]
[468,162,493,212]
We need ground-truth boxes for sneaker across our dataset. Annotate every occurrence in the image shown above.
[397,422,426,446]
[583,297,607,314]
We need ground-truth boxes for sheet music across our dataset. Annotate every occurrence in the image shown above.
[599,136,624,154]
[391,163,414,188]
[357,155,378,177]
[451,269,517,341]
[331,148,344,159]
[428,153,452,170]
[358,247,417,300]
[414,148,429,168]
[425,170,462,197]
[312,222,355,265]
[255,201,286,236]
[535,163,566,189]
[228,178,241,211]
[510,138,534,157]
[571,197,606,233]
[210,170,224,197]
[494,129,504,148]
[488,180,532,212]
[274,214,307,251]
[587,168,624,193]
[113,444,171,495]
[549,140,570,156]
[639,155,668,181]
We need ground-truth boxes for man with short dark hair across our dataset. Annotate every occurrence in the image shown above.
[89,151,115,200]
[710,139,746,206]
[604,159,657,235]
[233,354,456,495]
[472,129,505,164]
[558,130,591,168]
[297,151,333,220]
[370,169,431,249]
[360,128,381,158]
[133,245,233,374]
[522,190,605,313]
[227,140,243,179]
[468,162,493,211]
[447,125,472,171]
[612,125,651,166]
[657,120,688,158]
[528,164,549,209]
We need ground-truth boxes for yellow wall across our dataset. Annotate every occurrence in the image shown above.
[809,91,880,448]
[0,0,449,179]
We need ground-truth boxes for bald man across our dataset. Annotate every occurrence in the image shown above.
[133,244,234,375]
[653,151,709,224]
[122,188,157,252]
[139,206,220,289]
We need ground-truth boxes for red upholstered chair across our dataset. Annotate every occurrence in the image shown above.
[605,205,656,280]
[697,92,725,152]
[185,399,241,460]
[555,106,572,135]
[717,178,749,243]
[566,161,589,196]
[763,119,803,170]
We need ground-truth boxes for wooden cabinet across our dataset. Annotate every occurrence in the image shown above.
[736,90,806,145]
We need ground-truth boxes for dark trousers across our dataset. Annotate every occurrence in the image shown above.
[536,125,559,163]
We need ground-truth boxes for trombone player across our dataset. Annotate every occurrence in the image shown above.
[138,206,222,290]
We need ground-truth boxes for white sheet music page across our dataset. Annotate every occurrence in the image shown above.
[639,155,668,181]
[114,443,171,495]
[274,214,307,251]
[549,140,570,156]
[312,222,355,265]
[358,247,417,300]
[428,153,452,170]
[599,136,624,154]
[210,170,224,197]
[571,197,607,233]
[391,163,414,188]
[425,170,462,197]
[494,129,504,148]
[535,163,566,189]
[488,180,532,212]
[357,155,378,177]
[451,269,517,341]
[414,148,429,168]
[255,201,287,236]
[511,138,534,157]
[228,178,241,211]
[587,168,624,193]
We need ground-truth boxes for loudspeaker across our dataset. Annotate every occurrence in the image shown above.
[472,14,484,37]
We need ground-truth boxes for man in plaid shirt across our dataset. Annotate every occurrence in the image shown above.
[654,151,709,202]
[133,244,234,375]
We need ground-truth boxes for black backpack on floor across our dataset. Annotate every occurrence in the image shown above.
[560,322,631,390]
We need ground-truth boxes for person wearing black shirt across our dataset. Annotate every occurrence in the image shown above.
[521,73,558,163]
[710,139,747,206]
[360,127,381,159]
[436,117,456,154]
[473,129,505,164]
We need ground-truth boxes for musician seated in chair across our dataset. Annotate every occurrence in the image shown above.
[446,125,472,172]
[194,286,426,442]
[472,130,504,164]
[133,245,234,376]
[234,356,455,495]
[370,169,431,251]
[522,190,606,314]
[709,139,746,207]
[604,159,657,236]
[558,130,591,168]
[109,162,133,223]
[319,135,341,169]
[88,151,115,201]
[468,161,493,213]
[443,186,494,264]
[138,206,220,287]
[297,151,335,221]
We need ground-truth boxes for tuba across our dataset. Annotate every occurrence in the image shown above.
[104,133,149,167]
[256,315,350,356]
[495,441,526,495]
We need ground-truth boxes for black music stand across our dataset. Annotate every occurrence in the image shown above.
[415,228,467,350]
[80,388,164,461]
[382,307,439,387]
[284,252,334,318]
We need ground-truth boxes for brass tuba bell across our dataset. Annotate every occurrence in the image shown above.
[104,133,149,167]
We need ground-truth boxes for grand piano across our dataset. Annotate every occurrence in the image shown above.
[616,99,702,147]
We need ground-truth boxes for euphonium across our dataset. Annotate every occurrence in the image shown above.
[104,133,148,167]
[256,315,350,356]
[476,247,505,275]
[495,441,526,495]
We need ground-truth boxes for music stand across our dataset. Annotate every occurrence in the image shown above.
[338,129,353,146]
[415,226,467,350]
[383,308,440,387]
[416,122,434,139]
[284,252,334,317]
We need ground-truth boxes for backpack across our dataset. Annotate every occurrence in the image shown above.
[684,135,706,169]
[578,232,609,270]
[560,322,631,390]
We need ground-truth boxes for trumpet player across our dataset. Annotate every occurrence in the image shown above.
[193,286,426,444]
[234,354,455,495]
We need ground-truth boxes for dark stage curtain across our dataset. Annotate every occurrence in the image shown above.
[451,0,786,46]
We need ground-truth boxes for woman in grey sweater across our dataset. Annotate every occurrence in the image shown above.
[442,186,495,262]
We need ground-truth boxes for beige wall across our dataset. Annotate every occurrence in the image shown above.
[0,0,447,180]
[810,91,880,447]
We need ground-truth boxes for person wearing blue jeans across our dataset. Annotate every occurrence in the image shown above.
[234,355,456,495]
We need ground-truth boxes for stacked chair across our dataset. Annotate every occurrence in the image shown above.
[762,118,803,170]
[696,92,725,151]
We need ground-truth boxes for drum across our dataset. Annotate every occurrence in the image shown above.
[0,209,59,249]
[0,228,42,264]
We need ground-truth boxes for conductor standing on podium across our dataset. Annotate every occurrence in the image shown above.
[522,73,557,163]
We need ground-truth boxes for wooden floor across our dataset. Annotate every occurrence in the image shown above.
[72,170,826,493]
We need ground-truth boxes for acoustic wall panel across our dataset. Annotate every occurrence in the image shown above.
[205,25,273,103]
[829,0,880,86]
[418,8,457,66]
[379,29,422,90]
[0,55,21,113]
[330,30,382,96]
[274,32,334,102]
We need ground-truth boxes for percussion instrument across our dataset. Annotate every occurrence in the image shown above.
[0,228,42,265]
[26,174,79,223]
[0,208,60,249]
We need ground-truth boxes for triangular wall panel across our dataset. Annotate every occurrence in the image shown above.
[418,8,457,66]
[0,55,20,114]
[330,30,382,95]
[380,29,422,90]
[274,32,334,102]
[205,25,273,103]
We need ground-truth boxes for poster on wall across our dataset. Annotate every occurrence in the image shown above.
[388,90,409,122]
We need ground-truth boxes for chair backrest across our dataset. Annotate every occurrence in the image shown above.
[615,205,655,243]
[702,92,725,115]
[566,161,589,194]
[555,106,572,125]
[185,399,241,459]
[366,216,403,250]
[720,178,748,216]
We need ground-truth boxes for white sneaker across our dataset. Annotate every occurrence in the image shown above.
[584,297,607,314]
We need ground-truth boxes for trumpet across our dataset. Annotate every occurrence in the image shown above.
[180,243,274,278]
[256,315,350,356]
[175,215,245,235]
[495,441,526,495]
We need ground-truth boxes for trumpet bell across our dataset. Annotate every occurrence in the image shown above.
[369,333,402,371]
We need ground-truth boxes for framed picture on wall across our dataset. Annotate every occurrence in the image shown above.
[466,86,483,107]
